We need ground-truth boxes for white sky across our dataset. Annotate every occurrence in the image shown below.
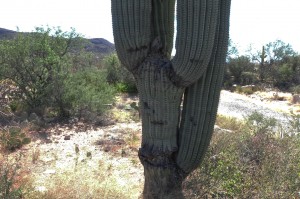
[0,0,299,54]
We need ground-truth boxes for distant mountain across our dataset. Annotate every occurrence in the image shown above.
[86,38,115,54]
[0,27,115,55]
[0,28,17,39]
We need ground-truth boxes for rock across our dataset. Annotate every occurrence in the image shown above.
[35,186,47,192]
[41,157,55,163]
[29,113,41,123]
[75,144,80,154]
[292,94,300,104]
[86,151,92,158]
[214,125,233,134]
[64,135,71,140]
[43,169,56,174]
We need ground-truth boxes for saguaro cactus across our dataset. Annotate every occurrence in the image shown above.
[111,0,231,198]
[259,45,267,81]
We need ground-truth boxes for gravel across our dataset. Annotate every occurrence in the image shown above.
[217,90,292,128]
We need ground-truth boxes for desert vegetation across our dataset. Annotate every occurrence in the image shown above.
[0,26,300,198]
[225,39,300,94]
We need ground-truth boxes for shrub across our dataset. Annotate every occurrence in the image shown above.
[0,155,23,199]
[184,113,300,198]
[235,85,258,95]
[0,27,118,120]
[291,85,300,94]
[245,111,277,135]
[240,71,258,85]
[0,126,31,151]
[115,82,138,93]
[0,26,81,118]
[225,56,255,85]
[62,68,116,119]
[103,54,137,93]
[273,63,294,89]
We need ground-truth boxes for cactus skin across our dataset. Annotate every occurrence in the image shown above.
[111,0,231,197]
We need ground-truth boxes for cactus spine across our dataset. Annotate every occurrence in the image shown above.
[111,0,231,197]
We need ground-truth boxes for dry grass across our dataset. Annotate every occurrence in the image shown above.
[25,163,142,199]
[216,114,245,132]
[124,129,141,149]
[109,94,140,123]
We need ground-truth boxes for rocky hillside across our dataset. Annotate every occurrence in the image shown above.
[86,38,115,54]
[0,27,115,55]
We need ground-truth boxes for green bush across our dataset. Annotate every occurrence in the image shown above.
[103,54,137,93]
[115,82,138,93]
[184,113,300,198]
[291,85,300,94]
[240,71,258,85]
[0,27,118,120]
[0,127,31,151]
[62,68,116,119]
[0,26,82,118]
[225,56,255,85]
[245,111,277,135]
[273,63,294,89]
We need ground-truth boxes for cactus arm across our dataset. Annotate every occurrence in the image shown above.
[111,0,152,71]
[152,0,176,58]
[111,0,175,70]
[170,0,220,87]
[176,0,231,173]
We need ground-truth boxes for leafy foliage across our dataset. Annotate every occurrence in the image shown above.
[225,39,300,91]
[0,26,81,117]
[63,67,116,118]
[265,39,296,62]
[103,53,137,93]
[225,55,256,86]
[0,27,117,120]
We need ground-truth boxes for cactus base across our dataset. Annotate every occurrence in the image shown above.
[139,149,187,199]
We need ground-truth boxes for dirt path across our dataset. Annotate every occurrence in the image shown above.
[218,90,291,122]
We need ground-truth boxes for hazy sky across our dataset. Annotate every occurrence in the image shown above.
[1,0,299,54]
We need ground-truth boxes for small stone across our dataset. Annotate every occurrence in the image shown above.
[35,186,47,192]
[86,151,92,158]
[292,94,300,104]
[43,169,56,174]
[75,144,80,154]
[64,135,71,140]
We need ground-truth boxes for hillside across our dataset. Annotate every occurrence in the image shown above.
[0,27,115,55]
[0,27,16,39]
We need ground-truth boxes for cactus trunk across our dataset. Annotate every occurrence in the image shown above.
[111,0,231,197]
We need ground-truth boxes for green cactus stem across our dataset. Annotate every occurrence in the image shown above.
[259,45,267,81]
[111,0,231,197]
